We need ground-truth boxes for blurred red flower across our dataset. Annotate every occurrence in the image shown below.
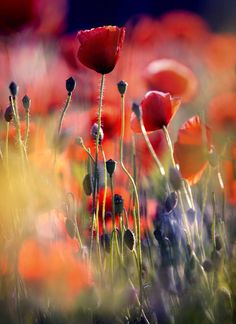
[144,59,198,103]
[77,26,126,74]
[207,92,236,135]
[18,238,92,307]
[131,91,181,133]
[174,115,212,185]
[224,145,236,205]
[0,0,37,34]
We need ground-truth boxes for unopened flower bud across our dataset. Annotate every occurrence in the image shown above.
[22,95,31,111]
[169,167,182,191]
[90,123,104,144]
[124,229,135,251]
[4,105,13,122]
[202,259,213,273]
[106,159,116,176]
[66,77,76,94]
[83,174,92,196]
[117,80,128,95]
[215,234,222,251]
[114,194,124,214]
[9,81,19,97]
[132,102,142,120]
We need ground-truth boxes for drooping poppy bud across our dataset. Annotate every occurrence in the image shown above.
[124,229,135,251]
[77,26,126,74]
[4,105,13,122]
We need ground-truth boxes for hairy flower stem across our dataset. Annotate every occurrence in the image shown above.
[119,94,143,309]
[90,74,105,261]
[57,93,72,136]
[54,93,72,167]
[10,96,26,168]
[101,146,107,234]
[140,118,165,176]
[24,109,30,148]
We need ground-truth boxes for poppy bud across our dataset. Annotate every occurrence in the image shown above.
[100,233,110,253]
[4,105,13,122]
[165,192,178,213]
[83,174,92,196]
[66,77,76,94]
[202,259,213,272]
[215,234,222,251]
[22,95,31,111]
[117,80,128,95]
[90,123,104,144]
[169,167,182,191]
[124,229,135,251]
[106,159,116,176]
[132,102,142,121]
[9,81,19,97]
[114,194,124,214]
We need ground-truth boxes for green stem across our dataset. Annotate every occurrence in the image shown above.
[140,118,165,176]
[119,93,143,309]
[90,74,105,261]
[162,125,175,167]
[57,93,72,135]
[10,96,25,167]
[24,110,30,148]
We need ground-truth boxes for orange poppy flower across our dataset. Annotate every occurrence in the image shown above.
[205,34,236,72]
[18,238,92,307]
[144,59,198,103]
[174,115,211,185]
[207,92,236,135]
[131,91,181,133]
[77,26,126,74]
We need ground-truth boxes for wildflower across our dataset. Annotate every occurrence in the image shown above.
[144,59,198,103]
[77,26,125,74]
[106,159,117,177]
[174,115,212,184]
[131,91,181,133]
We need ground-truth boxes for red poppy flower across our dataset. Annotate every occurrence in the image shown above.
[144,59,198,103]
[77,26,126,74]
[174,115,211,185]
[0,0,37,34]
[131,91,181,133]
[224,145,236,205]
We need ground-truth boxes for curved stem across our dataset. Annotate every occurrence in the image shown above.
[139,118,165,176]
[119,93,143,308]
[57,93,72,135]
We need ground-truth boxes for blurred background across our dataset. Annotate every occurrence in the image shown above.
[68,0,236,32]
